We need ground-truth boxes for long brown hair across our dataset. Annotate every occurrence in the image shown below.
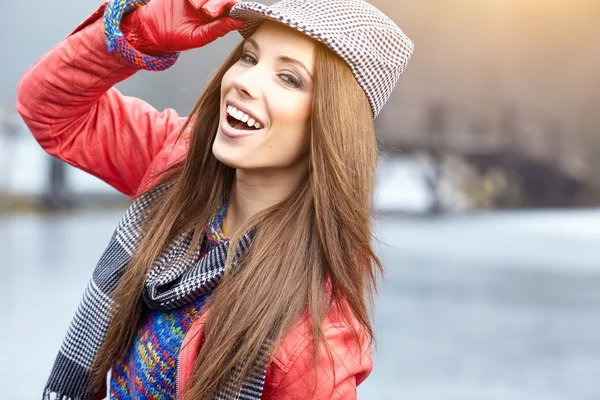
[90,34,383,398]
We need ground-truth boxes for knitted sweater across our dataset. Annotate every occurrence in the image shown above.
[109,203,229,399]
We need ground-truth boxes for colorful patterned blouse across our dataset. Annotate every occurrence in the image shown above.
[109,202,229,399]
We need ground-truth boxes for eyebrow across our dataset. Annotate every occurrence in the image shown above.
[244,38,314,80]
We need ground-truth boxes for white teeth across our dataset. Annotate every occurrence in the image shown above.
[227,104,263,129]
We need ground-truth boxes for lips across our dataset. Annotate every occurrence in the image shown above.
[220,104,265,139]
[225,100,265,128]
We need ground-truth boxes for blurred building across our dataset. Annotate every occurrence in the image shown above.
[372,0,600,207]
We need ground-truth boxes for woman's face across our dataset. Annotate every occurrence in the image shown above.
[213,20,315,174]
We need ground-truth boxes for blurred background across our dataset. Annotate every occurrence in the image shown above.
[1,0,599,399]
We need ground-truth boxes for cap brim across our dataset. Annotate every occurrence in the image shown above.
[230,1,323,42]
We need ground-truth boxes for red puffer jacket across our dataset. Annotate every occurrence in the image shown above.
[15,3,373,399]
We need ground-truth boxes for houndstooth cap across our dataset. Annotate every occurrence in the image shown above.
[229,0,415,119]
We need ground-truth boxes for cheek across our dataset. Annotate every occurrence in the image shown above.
[265,107,311,161]
[220,67,236,99]
[270,123,309,152]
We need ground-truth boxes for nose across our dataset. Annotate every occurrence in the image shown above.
[232,67,262,99]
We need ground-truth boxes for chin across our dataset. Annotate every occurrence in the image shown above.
[212,138,245,169]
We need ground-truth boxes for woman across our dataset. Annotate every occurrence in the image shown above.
[16,0,414,398]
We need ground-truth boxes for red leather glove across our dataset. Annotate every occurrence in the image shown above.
[121,0,246,55]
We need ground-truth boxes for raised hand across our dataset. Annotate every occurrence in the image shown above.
[120,0,246,55]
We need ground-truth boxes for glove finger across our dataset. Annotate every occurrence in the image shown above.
[201,0,240,19]
[188,0,210,9]
[190,17,245,46]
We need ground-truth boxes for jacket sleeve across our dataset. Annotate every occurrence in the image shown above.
[15,1,188,197]
[266,323,373,400]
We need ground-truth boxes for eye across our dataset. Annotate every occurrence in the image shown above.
[240,52,256,64]
[239,52,303,89]
[279,73,302,88]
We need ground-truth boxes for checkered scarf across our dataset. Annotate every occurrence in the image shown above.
[42,182,267,400]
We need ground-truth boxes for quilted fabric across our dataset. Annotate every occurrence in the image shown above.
[16,2,373,398]
[16,0,190,199]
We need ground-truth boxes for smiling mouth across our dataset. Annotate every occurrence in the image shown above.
[226,113,261,131]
